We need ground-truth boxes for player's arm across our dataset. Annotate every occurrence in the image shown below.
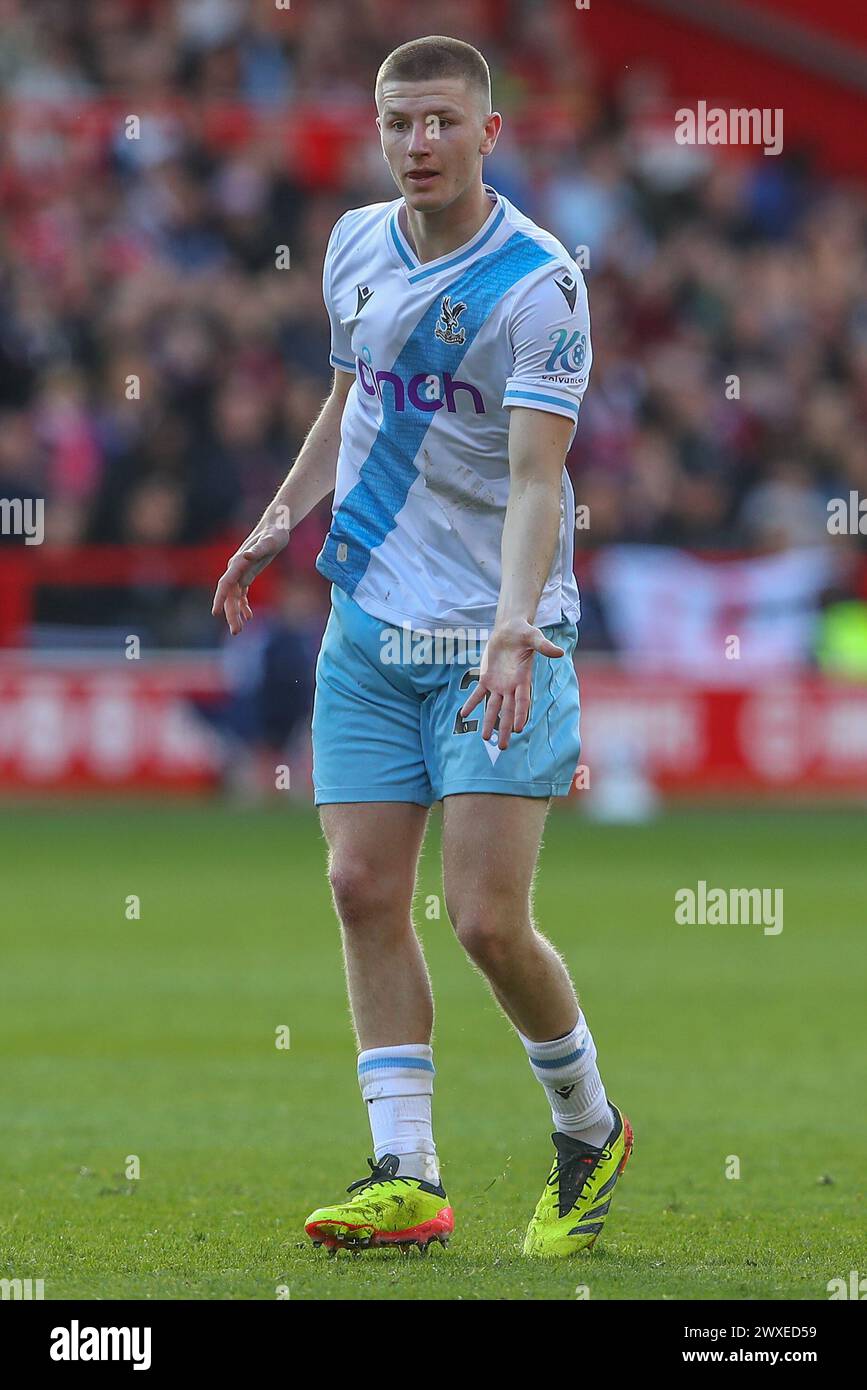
[211,368,353,635]
[460,406,573,749]
[214,212,356,634]
[461,260,590,748]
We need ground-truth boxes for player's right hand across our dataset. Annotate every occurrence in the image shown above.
[211,527,289,636]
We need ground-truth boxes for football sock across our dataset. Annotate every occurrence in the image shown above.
[518,1011,613,1149]
[357,1043,440,1185]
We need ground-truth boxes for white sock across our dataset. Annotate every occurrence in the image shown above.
[518,1011,613,1149]
[357,1044,440,1185]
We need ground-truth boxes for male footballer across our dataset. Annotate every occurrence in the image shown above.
[212,35,633,1258]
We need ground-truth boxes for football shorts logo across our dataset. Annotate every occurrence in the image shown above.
[544,327,587,374]
[355,284,374,315]
[434,295,468,345]
[483,730,502,767]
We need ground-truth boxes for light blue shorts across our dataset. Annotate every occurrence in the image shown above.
[312,586,581,806]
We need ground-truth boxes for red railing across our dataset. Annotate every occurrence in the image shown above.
[0,540,279,648]
[4,542,865,650]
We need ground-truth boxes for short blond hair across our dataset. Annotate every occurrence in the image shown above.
[375,35,491,114]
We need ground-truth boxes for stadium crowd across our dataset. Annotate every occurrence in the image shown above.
[1,0,865,603]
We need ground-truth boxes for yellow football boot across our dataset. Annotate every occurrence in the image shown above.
[305,1154,453,1254]
[524,1104,634,1257]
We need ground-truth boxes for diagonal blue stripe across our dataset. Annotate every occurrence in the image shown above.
[357,1056,435,1074]
[317,232,555,594]
[529,1045,587,1069]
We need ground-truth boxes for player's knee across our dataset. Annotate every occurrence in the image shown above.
[328,859,399,929]
[451,907,513,971]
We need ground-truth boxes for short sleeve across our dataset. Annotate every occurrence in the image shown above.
[322,215,355,374]
[502,265,592,439]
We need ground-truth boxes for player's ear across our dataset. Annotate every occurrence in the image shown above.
[481,111,501,157]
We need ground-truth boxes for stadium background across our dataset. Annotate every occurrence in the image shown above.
[2,0,865,1302]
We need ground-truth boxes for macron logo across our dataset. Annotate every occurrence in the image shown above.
[554,273,577,312]
[50,1321,152,1371]
[355,284,374,315]
[483,732,502,766]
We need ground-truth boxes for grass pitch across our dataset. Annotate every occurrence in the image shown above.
[2,801,864,1300]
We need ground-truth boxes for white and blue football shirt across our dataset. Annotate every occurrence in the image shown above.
[316,182,591,631]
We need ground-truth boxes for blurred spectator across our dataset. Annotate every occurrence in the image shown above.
[192,570,325,798]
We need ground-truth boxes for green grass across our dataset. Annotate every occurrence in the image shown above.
[1,802,864,1300]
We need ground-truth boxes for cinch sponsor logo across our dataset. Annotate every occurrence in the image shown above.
[50,1320,152,1371]
[357,361,486,414]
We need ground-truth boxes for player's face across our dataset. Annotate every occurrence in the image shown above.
[377,78,498,212]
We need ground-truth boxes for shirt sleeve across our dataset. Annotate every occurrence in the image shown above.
[502,264,592,439]
[322,214,355,374]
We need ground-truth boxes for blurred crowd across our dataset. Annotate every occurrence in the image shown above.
[1,0,866,595]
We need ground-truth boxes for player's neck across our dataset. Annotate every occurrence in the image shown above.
[401,182,495,265]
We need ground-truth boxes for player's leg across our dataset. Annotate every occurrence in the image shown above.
[320,801,432,1048]
[427,612,632,1255]
[442,793,576,1038]
[441,791,632,1257]
[433,614,613,1145]
[305,799,452,1253]
[304,588,452,1250]
[442,791,610,1144]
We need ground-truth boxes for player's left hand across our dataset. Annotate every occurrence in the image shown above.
[460,619,564,749]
